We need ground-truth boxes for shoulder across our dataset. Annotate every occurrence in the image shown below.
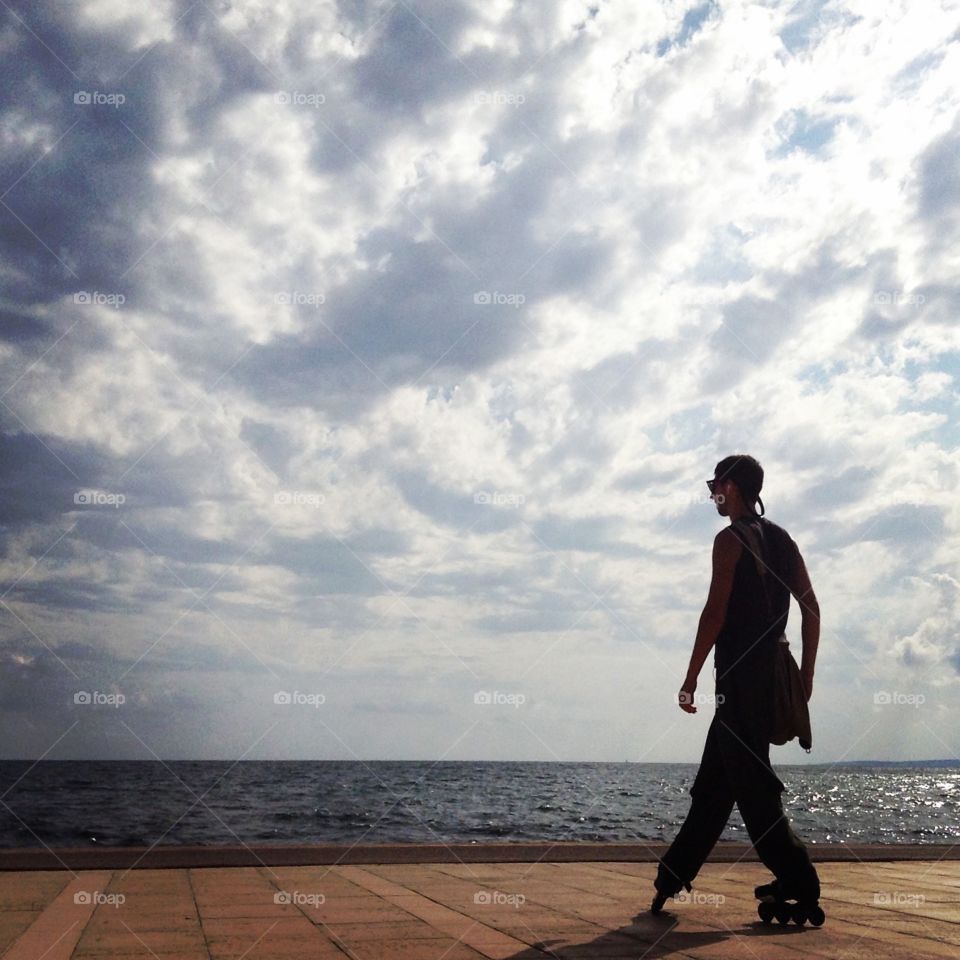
[759,518,798,547]
[713,526,743,561]
[758,518,801,567]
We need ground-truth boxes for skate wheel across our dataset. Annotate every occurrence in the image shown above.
[775,905,791,924]
[758,902,775,924]
[807,905,825,927]
[791,905,807,925]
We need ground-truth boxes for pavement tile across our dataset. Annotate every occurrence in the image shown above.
[1,856,958,959]
[331,938,489,959]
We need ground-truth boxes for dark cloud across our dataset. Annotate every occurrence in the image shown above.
[916,114,960,227]
[806,466,877,508]
[853,503,945,548]
[393,468,521,534]
[530,513,647,557]
[351,1,476,113]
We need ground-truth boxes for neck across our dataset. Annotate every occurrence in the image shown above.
[727,502,756,523]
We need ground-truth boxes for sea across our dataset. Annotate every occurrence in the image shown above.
[1,760,958,849]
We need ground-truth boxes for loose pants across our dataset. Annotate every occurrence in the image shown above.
[655,706,820,901]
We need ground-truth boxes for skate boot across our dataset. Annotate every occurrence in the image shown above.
[755,878,825,927]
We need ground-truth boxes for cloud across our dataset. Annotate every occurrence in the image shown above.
[892,574,960,675]
[0,0,958,763]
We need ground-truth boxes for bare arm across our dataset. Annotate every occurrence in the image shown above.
[789,550,820,701]
[679,529,740,713]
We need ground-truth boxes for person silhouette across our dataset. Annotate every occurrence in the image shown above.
[651,454,821,916]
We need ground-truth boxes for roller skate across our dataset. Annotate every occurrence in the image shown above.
[755,879,825,927]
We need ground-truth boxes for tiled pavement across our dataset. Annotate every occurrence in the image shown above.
[0,858,958,959]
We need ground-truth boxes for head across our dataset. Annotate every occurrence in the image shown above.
[706,454,765,519]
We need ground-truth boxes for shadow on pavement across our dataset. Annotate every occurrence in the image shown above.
[498,903,816,958]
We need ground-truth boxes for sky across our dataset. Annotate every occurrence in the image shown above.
[0,0,959,764]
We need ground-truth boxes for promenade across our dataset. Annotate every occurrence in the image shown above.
[0,843,957,959]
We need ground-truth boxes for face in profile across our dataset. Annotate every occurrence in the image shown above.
[708,478,730,516]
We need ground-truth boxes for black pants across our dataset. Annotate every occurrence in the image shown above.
[655,707,820,901]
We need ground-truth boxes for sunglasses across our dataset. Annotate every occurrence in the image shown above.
[705,478,727,494]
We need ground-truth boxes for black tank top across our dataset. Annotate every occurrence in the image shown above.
[714,516,799,676]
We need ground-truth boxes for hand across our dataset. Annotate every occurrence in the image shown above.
[678,677,698,714]
[801,672,814,702]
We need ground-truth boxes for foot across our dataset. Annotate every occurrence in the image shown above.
[756,878,821,905]
[650,880,692,914]
[754,879,780,900]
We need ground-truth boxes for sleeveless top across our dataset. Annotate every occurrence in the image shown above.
[714,516,799,678]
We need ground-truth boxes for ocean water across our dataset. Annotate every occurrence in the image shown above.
[0,760,957,849]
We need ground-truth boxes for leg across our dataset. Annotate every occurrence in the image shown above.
[655,716,736,898]
[715,716,820,901]
[738,794,820,901]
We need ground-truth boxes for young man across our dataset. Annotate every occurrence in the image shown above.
[651,454,821,915]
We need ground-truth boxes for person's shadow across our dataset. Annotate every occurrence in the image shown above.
[498,902,812,958]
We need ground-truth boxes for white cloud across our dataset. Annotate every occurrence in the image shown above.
[0,0,958,763]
